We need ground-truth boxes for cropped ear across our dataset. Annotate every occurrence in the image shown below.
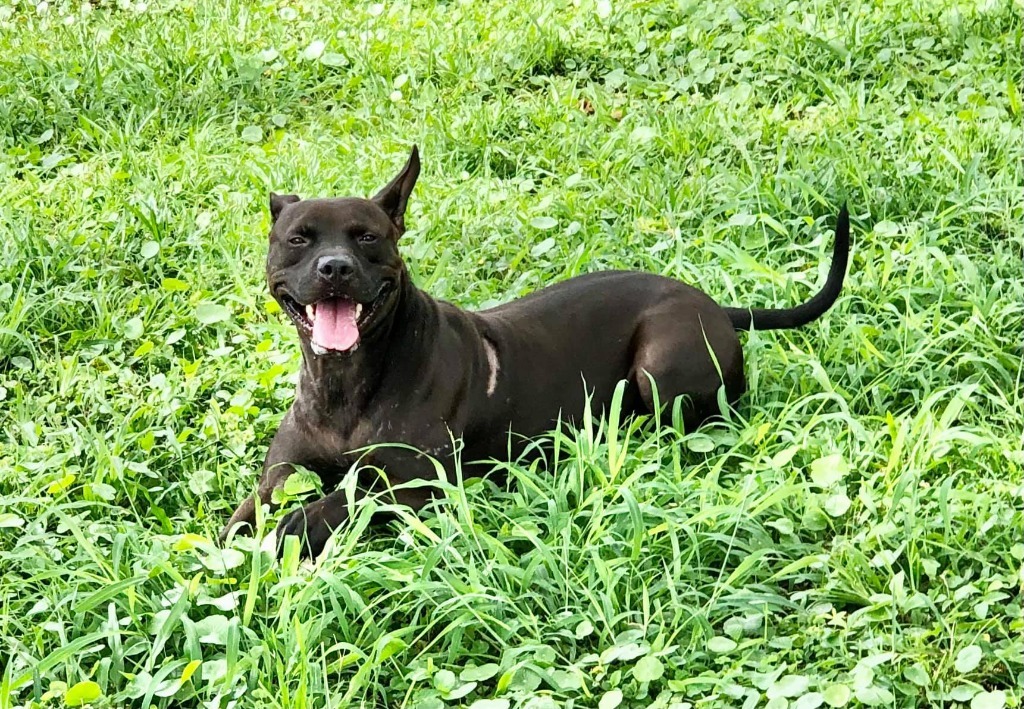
[270,192,301,222]
[371,145,420,234]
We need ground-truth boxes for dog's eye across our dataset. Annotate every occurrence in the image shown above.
[288,235,307,246]
[357,233,378,244]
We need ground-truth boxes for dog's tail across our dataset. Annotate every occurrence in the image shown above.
[725,205,850,331]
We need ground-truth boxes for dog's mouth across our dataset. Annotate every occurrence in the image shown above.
[279,287,390,356]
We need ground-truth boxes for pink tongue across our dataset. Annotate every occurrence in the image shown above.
[312,298,359,351]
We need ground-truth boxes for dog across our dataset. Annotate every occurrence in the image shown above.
[219,146,850,559]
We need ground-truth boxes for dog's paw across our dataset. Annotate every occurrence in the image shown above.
[275,505,333,561]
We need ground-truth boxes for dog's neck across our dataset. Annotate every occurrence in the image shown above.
[292,274,434,426]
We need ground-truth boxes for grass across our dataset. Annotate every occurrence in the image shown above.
[1,0,1022,706]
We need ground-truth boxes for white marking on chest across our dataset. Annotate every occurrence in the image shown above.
[483,337,500,397]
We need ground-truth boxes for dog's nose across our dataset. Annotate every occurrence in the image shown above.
[316,255,355,283]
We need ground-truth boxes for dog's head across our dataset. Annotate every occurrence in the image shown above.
[265,146,420,356]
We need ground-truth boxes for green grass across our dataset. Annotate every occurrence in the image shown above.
[1,0,1022,706]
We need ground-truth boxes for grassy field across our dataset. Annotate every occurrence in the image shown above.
[1,0,1022,707]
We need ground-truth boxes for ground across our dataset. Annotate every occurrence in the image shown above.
[0,0,1022,707]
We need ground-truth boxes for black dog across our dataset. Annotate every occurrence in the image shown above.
[220,146,850,559]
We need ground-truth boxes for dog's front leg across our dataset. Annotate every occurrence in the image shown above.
[274,471,437,561]
[274,488,354,560]
[218,414,312,543]
[218,459,297,543]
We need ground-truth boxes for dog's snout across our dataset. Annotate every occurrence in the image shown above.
[317,255,355,283]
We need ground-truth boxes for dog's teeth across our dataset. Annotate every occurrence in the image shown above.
[355,304,363,319]
[311,342,326,356]
[305,304,315,320]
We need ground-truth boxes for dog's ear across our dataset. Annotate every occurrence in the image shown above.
[372,145,420,235]
[270,192,301,223]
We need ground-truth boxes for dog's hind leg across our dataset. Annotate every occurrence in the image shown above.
[630,303,745,430]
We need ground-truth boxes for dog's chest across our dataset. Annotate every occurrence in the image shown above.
[292,401,451,474]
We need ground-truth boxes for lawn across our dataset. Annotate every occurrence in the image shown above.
[1,0,1022,707]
